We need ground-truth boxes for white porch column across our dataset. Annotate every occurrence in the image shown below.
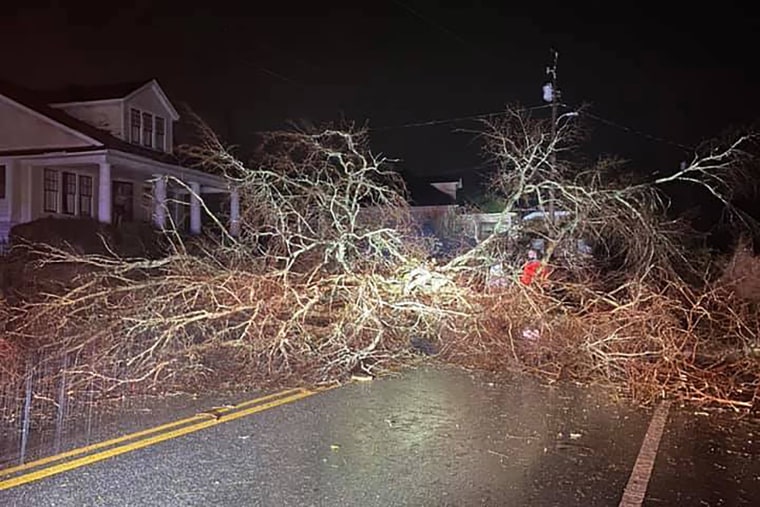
[98,162,112,224]
[189,181,201,235]
[5,161,15,223]
[230,188,240,237]
[22,163,32,223]
[153,175,167,230]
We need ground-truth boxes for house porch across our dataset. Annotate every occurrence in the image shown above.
[0,149,239,242]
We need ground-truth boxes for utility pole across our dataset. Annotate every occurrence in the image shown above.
[543,48,560,225]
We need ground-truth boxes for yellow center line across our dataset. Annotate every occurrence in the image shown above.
[0,388,319,491]
[0,387,305,479]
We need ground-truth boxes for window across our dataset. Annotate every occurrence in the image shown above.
[43,169,59,212]
[130,109,141,144]
[79,175,93,217]
[0,165,5,199]
[155,116,166,152]
[131,107,168,151]
[62,172,77,215]
[142,112,153,147]
[130,108,167,151]
[43,169,93,217]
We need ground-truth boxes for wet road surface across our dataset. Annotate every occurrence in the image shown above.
[645,409,760,506]
[2,365,758,506]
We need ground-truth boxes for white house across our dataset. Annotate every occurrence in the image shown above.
[0,79,239,244]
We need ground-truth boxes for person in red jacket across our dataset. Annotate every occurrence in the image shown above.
[520,249,547,285]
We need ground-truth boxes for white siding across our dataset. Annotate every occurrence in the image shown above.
[0,97,96,151]
[124,87,175,153]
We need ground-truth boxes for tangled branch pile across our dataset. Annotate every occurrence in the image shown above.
[4,126,474,399]
[439,107,758,409]
[3,111,759,413]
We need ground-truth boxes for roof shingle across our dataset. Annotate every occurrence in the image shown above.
[0,79,180,165]
[34,80,152,103]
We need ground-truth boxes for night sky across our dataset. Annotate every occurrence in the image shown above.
[2,1,759,185]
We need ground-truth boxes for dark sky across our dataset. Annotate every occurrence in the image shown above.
[2,1,759,182]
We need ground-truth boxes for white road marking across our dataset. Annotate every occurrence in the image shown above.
[619,400,672,506]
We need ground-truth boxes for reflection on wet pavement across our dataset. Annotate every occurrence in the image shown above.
[261,366,650,506]
[645,409,760,506]
[3,365,758,506]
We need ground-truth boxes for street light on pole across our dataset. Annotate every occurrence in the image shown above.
[543,48,560,225]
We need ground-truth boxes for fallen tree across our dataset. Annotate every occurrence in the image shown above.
[2,112,759,423]
[4,125,469,398]
[441,106,759,409]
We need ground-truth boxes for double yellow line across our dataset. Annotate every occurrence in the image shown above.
[0,387,321,491]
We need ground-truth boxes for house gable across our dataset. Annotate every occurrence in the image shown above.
[0,94,100,151]
[124,80,179,120]
[123,80,178,153]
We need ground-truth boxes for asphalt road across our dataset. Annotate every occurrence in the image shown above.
[1,366,758,506]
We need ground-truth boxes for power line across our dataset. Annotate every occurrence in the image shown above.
[391,0,471,48]
[249,92,693,155]
[389,0,510,85]
[582,110,694,153]
[258,67,304,87]
[374,104,553,131]
[389,0,495,59]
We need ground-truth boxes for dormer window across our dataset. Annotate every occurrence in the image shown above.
[155,116,166,152]
[129,108,167,151]
[130,109,141,145]
[142,112,153,148]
